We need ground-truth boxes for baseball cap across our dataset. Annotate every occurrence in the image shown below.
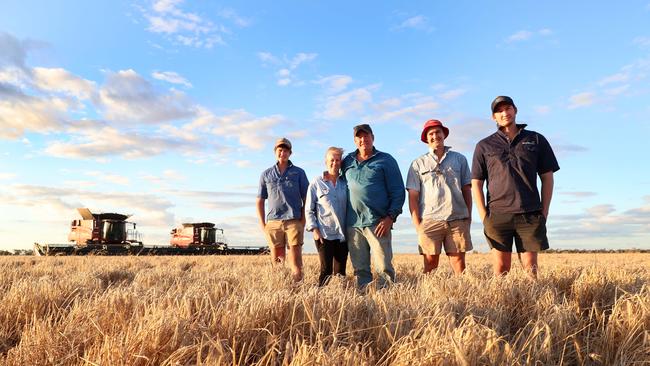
[353,123,373,136]
[420,119,449,142]
[274,137,292,150]
[491,96,516,113]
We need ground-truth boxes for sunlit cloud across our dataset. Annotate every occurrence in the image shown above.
[567,92,595,109]
[99,69,195,123]
[85,171,131,186]
[151,70,192,88]
[318,85,376,120]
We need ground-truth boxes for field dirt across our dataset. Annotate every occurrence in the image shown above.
[0,252,648,365]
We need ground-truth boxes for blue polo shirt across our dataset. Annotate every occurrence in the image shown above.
[342,148,405,228]
[471,124,560,214]
[258,161,309,221]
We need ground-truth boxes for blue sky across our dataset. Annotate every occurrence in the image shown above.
[1,0,649,252]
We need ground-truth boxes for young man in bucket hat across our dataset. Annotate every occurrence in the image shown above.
[471,96,560,278]
[406,119,473,274]
[256,137,309,282]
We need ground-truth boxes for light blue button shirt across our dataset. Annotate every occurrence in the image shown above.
[305,173,347,241]
[405,147,471,221]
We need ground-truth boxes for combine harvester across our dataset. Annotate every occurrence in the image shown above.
[33,208,268,256]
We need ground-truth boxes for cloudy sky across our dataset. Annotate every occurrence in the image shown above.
[1,0,649,252]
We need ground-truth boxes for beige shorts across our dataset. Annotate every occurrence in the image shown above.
[265,219,304,248]
[418,219,472,255]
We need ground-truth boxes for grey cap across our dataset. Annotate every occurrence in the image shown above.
[274,137,292,150]
[491,96,516,113]
[353,123,373,136]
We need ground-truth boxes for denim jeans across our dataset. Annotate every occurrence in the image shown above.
[346,225,395,289]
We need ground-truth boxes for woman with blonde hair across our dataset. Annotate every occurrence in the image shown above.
[306,147,348,286]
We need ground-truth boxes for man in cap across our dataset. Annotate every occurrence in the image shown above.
[406,119,473,274]
[341,123,405,288]
[256,137,309,282]
[471,96,560,277]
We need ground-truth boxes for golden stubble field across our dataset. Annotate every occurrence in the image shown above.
[0,252,648,365]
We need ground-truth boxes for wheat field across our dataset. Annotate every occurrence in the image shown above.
[0,252,648,365]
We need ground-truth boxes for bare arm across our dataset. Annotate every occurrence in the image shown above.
[256,197,266,231]
[471,179,487,221]
[539,171,554,218]
[407,189,421,230]
[462,184,472,222]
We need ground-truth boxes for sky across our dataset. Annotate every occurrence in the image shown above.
[1,0,649,253]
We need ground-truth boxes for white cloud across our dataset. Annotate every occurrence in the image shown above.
[316,75,353,94]
[319,86,376,120]
[598,72,630,86]
[33,67,97,99]
[534,105,551,115]
[0,92,70,139]
[633,36,650,48]
[218,8,252,27]
[184,108,287,150]
[44,124,199,160]
[505,29,553,43]
[99,69,195,123]
[438,88,466,100]
[258,52,318,87]
[0,173,16,180]
[604,84,629,96]
[568,92,595,109]
[257,52,280,65]
[0,32,28,69]
[142,0,248,49]
[235,160,252,168]
[86,171,131,186]
[3,184,175,228]
[506,30,533,42]
[393,15,434,32]
[151,70,192,88]
[374,100,439,123]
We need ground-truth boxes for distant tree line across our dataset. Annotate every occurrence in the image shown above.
[0,249,34,256]
[0,248,647,256]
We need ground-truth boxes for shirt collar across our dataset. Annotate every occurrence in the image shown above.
[428,146,451,156]
[274,160,293,173]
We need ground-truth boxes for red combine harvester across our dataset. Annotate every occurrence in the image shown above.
[33,208,268,256]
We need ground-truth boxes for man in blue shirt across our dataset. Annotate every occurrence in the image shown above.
[342,124,405,288]
[471,96,559,278]
[256,137,309,282]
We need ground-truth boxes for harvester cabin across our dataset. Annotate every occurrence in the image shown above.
[170,223,219,248]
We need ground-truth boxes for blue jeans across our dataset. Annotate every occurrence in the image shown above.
[346,225,395,289]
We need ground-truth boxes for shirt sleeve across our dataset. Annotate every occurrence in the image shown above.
[299,169,309,201]
[460,154,471,186]
[405,160,421,192]
[257,171,268,199]
[536,133,560,174]
[305,180,319,232]
[385,154,406,218]
[471,143,487,180]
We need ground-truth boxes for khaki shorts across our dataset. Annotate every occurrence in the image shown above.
[265,219,304,248]
[418,219,472,255]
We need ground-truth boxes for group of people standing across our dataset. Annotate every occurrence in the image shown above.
[256,96,560,287]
